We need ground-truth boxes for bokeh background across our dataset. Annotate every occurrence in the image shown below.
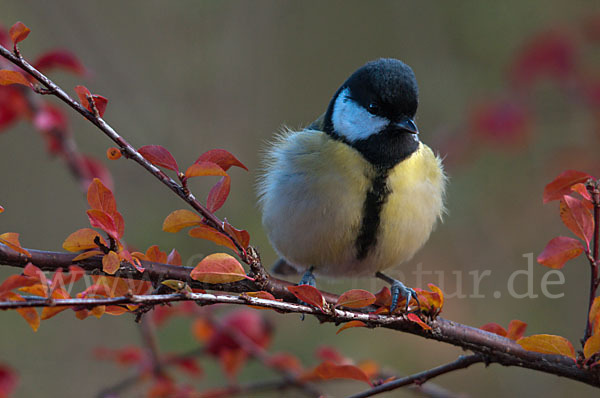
[2,1,600,397]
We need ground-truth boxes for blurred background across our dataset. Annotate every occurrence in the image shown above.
[1,1,600,397]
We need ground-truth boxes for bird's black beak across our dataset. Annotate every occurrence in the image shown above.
[395,118,419,134]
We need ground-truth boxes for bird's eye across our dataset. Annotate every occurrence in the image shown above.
[367,102,379,114]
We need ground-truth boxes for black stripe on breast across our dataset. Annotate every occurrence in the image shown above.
[355,170,391,260]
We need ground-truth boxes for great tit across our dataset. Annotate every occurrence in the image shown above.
[259,58,446,312]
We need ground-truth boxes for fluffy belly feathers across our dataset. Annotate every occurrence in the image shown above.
[259,130,445,277]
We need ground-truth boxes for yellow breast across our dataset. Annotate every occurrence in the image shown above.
[259,129,445,277]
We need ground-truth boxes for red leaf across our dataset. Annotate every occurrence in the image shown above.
[184,161,227,178]
[51,265,85,290]
[0,86,27,132]
[33,50,86,75]
[9,22,30,45]
[543,170,592,203]
[0,364,18,397]
[336,289,376,309]
[223,221,250,249]
[33,103,68,133]
[316,346,347,364]
[190,253,251,284]
[469,98,532,147]
[310,361,372,386]
[86,209,119,240]
[166,248,182,266]
[92,95,108,117]
[138,145,179,172]
[195,149,248,171]
[560,196,594,248]
[189,225,237,252]
[571,183,592,201]
[0,70,31,87]
[506,320,528,341]
[80,156,114,191]
[537,236,584,269]
[287,285,326,312]
[480,323,507,337]
[87,178,117,215]
[267,352,303,373]
[336,320,367,335]
[207,176,231,212]
[510,30,575,90]
[407,313,432,331]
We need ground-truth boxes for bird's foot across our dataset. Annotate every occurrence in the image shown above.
[376,272,420,314]
[298,267,316,321]
[299,267,316,287]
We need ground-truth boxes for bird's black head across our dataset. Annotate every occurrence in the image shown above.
[322,58,421,170]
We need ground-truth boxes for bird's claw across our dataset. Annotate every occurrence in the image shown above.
[390,280,420,314]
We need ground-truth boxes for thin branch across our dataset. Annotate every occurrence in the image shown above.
[0,44,254,265]
[584,180,600,344]
[347,355,483,398]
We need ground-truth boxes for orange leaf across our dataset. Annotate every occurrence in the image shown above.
[374,286,392,307]
[589,297,600,326]
[119,249,144,272]
[537,236,584,269]
[223,221,251,249]
[190,253,250,284]
[207,176,230,212]
[543,170,592,203]
[506,320,528,341]
[9,22,30,45]
[72,250,103,261]
[584,334,600,359]
[336,289,376,308]
[0,70,31,87]
[184,161,227,178]
[23,264,46,284]
[3,291,39,332]
[311,361,372,386]
[41,288,71,320]
[87,178,117,215]
[517,334,576,359]
[63,228,106,252]
[19,283,47,297]
[571,183,592,201]
[195,149,248,171]
[113,211,125,239]
[51,265,85,290]
[102,251,121,275]
[246,291,281,310]
[0,232,31,257]
[189,225,237,251]
[166,249,182,266]
[0,205,4,213]
[427,283,444,311]
[162,209,203,232]
[192,318,215,342]
[105,305,128,316]
[267,352,303,373]
[336,320,367,334]
[86,209,119,240]
[0,274,37,294]
[145,245,167,263]
[560,196,594,248]
[138,145,179,172]
[407,313,432,331]
[287,285,326,312]
[74,85,92,110]
[480,323,508,337]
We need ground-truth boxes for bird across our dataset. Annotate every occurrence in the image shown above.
[258,58,446,313]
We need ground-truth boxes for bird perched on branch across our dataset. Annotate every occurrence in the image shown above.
[259,58,446,312]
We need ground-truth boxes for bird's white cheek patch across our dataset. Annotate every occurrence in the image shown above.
[332,88,388,142]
